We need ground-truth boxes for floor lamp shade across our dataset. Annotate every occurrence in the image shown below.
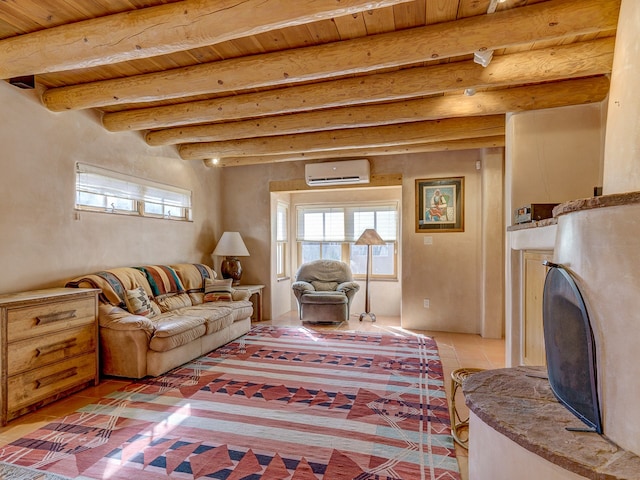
[212,232,250,285]
[355,229,385,322]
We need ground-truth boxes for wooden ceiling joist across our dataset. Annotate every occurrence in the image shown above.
[145,71,610,147]
[214,136,507,168]
[42,0,619,112]
[179,115,506,160]
[107,38,614,134]
[0,0,414,79]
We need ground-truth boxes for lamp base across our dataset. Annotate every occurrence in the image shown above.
[220,256,243,286]
[359,312,376,322]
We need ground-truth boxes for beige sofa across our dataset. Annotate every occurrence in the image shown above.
[66,263,253,378]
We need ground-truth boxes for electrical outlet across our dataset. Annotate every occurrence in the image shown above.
[424,299,430,308]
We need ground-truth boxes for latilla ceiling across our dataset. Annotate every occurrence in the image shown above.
[0,0,619,167]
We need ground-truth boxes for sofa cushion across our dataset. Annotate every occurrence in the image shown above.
[154,292,192,313]
[311,280,339,291]
[176,304,235,334]
[124,286,155,317]
[149,324,207,352]
[204,278,233,302]
[151,312,205,337]
[301,292,348,304]
[226,301,254,322]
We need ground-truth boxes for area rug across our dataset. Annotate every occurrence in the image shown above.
[0,326,460,479]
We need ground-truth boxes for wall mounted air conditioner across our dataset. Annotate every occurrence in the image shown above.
[305,159,370,186]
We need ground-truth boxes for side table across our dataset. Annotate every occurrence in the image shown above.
[234,284,265,322]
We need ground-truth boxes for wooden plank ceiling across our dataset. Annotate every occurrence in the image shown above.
[0,0,619,167]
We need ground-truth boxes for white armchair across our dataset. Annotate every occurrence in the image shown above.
[291,260,360,323]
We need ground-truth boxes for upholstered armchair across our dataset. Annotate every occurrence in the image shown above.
[292,259,360,323]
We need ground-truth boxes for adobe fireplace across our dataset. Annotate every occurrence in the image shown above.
[542,261,602,434]
[466,193,640,480]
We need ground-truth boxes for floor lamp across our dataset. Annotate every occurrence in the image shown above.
[355,228,385,322]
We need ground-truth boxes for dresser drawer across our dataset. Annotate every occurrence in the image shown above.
[7,296,95,342]
[7,324,97,376]
[7,352,97,413]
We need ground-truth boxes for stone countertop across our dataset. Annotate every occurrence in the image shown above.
[463,367,640,480]
[553,191,640,217]
[507,217,557,232]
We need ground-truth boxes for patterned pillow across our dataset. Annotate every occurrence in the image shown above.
[124,286,155,317]
[204,278,233,302]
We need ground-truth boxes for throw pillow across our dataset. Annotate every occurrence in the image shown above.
[311,281,339,291]
[204,278,233,302]
[124,286,155,317]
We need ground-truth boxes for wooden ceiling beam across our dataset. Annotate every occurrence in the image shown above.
[213,136,506,167]
[42,0,619,112]
[179,115,506,160]
[147,76,609,146]
[107,38,613,133]
[0,0,414,79]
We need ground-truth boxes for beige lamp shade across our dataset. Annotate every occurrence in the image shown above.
[212,231,250,257]
[355,228,386,246]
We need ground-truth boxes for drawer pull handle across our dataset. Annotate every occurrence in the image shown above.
[36,367,78,389]
[36,338,77,357]
[36,310,77,325]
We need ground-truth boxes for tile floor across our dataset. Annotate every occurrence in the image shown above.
[0,313,505,480]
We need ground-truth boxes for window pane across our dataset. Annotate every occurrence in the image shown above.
[301,242,321,264]
[77,191,105,208]
[144,201,163,215]
[276,204,288,241]
[372,243,395,275]
[325,212,345,241]
[376,210,398,240]
[353,211,375,237]
[276,242,286,277]
[107,196,135,212]
[303,212,324,240]
[322,242,342,261]
[350,244,368,275]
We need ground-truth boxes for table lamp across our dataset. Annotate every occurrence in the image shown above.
[212,231,250,285]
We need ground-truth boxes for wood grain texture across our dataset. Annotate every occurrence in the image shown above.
[42,0,619,112]
[179,115,506,159]
[0,0,414,79]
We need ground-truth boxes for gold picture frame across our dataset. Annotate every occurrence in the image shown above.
[415,177,464,232]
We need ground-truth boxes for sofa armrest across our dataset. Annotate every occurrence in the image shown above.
[98,304,155,335]
[232,289,251,301]
[292,281,314,300]
[337,281,360,295]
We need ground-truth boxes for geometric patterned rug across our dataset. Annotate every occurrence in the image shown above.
[0,325,460,479]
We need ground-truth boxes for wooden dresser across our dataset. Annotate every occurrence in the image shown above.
[0,288,100,425]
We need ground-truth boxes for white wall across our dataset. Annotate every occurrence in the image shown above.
[0,81,221,294]
[508,103,605,216]
[603,0,640,194]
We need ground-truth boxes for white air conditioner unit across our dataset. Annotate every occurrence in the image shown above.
[305,159,370,186]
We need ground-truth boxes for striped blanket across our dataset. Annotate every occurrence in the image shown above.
[0,326,459,479]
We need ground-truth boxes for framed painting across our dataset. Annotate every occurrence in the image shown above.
[415,177,464,232]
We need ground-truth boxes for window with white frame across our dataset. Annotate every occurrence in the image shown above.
[276,202,289,278]
[296,203,398,279]
[75,163,192,221]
